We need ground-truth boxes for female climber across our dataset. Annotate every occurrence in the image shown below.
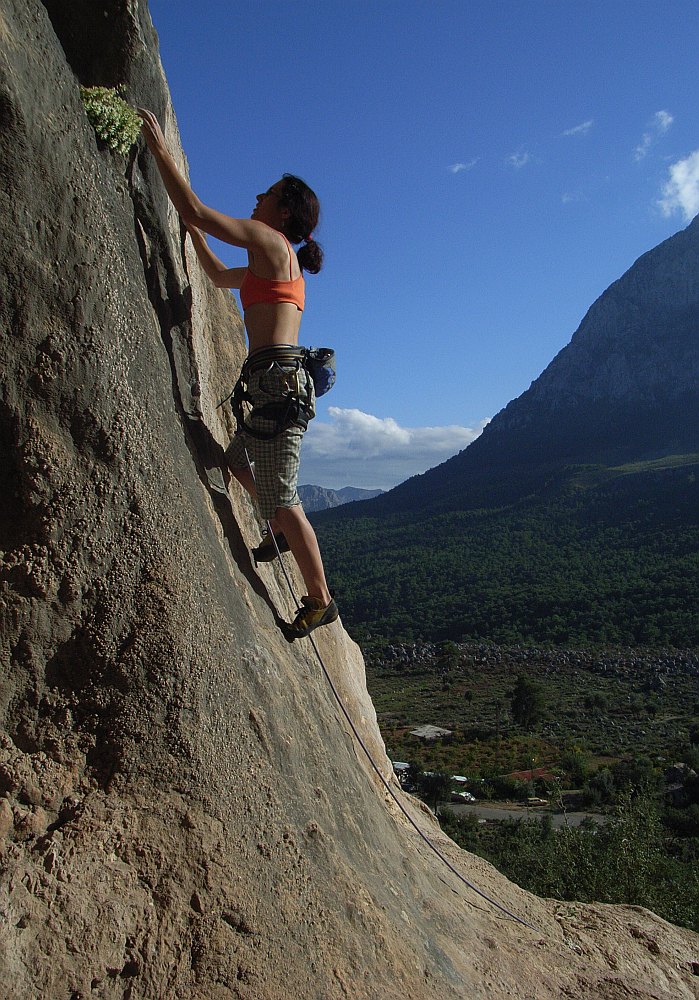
[138,109,337,641]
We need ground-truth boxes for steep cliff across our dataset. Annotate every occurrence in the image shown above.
[0,3,697,998]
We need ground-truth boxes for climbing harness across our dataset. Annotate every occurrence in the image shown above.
[218,345,335,442]
[243,447,541,935]
[234,347,310,441]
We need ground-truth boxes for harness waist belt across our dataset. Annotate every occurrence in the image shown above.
[244,346,305,375]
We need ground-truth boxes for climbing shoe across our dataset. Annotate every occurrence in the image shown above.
[252,532,290,565]
[282,596,339,642]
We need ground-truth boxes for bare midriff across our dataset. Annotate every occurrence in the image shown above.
[244,301,303,355]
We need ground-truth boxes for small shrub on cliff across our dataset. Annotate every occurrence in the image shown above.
[80,86,141,154]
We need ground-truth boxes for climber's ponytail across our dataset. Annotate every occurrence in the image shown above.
[278,173,323,273]
[297,236,323,275]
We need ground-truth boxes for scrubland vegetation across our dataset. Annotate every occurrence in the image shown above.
[368,641,699,931]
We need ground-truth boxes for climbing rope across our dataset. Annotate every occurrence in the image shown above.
[243,448,541,933]
[308,626,542,933]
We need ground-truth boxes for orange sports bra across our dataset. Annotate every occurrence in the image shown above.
[239,234,305,312]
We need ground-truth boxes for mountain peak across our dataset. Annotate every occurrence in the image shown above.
[342,214,699,517]
[473,214,699,468]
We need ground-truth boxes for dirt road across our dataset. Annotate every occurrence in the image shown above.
[447,801,607,828]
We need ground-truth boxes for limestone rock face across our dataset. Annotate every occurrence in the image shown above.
[0,3,697,998]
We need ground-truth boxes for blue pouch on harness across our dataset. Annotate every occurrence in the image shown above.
[304,347,336,397]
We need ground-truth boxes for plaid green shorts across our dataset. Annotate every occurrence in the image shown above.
[225,360,315,521]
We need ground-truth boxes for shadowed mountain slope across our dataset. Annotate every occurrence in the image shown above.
[0,3,697,997]
[310,211,699,647]
[317,214,699,520]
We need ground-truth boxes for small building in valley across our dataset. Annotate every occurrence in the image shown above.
[410,724,452,741]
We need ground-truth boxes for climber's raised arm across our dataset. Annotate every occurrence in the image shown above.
[137,109,280,255]
[185,224,246,288]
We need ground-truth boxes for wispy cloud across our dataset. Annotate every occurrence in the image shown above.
[299,407,488,490]
[634,109,674,161]
[508,151,531,170]
[654,110,674,132]
[562,120,594,137]
[658,149,699,221]
[448,159,479,174]
[635,136,652,162]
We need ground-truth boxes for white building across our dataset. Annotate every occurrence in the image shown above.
[410,725,452,741]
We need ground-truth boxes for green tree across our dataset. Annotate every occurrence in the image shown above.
[611,757,662,796]
[583,692,609,713]
[559,749,591,787]
[493,697,504,741]
[439,641,460,666]
[510,675,547,730]
[582,767,616,806]
[406,761,423,792]
[419,771,453,814]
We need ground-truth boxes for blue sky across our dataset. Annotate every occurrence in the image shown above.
[148,0,699,489]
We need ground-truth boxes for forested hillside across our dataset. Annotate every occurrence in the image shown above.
[315,457,699,647]
[314,216,699,649]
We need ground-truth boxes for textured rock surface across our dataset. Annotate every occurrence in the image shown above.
[0,2,697,998]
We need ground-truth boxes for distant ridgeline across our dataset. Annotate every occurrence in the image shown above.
[299,484,384,513]
[312,216,699,648]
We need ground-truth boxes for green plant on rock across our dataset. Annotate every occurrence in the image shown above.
[80,85,141,154]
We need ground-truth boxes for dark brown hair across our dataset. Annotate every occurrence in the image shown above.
[278,173,324,273]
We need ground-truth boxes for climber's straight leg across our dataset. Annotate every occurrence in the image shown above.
[274,503,331,607]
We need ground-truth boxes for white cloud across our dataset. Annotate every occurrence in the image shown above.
[634,109,674,161]
[508,151,531,169]
[299,407,488,490]
[654,110,674,133]
[658,149,699,221]
[562,120,593,137]
[448,159,479,174]
[634,135,651,161]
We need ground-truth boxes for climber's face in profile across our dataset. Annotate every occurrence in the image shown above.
[251,180,289,231]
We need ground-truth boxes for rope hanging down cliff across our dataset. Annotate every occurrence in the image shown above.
[245,449,541,935]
